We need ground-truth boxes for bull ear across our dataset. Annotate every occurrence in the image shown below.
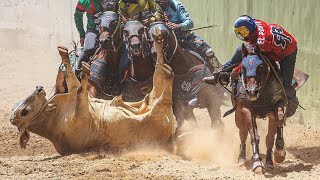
[241,43,248,57]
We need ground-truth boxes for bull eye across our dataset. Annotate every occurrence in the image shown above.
[20,109,29,117]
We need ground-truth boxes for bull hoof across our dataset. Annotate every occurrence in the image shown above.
[57,46,69,58]
[252,160,265,174]
[274,149,286,163]
[81,62,90,76]
[162,64,174,79]
[152,28,164,43]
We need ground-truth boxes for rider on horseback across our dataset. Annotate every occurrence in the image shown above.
[118,0,163,23]
[223,15,298,102]
[74,0,114,74]
[155,0,221,70]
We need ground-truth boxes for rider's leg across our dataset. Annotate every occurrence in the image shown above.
[189,33,221,70]
[76,31,98,74]
[279,51,297,100]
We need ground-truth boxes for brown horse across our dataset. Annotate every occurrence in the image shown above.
[230,44,299,172]
[124,21,225,130]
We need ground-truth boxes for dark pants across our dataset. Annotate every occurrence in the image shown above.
[279,51,297,99]
[77,30,99,70]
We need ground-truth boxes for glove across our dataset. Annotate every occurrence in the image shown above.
[203,72,220,86]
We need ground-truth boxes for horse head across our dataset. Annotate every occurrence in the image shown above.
[240,43,270,101]
[96,11,121,51]
[147,22,177,64]
[123,21,148,58]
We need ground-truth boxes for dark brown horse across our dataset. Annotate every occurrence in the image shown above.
[230,44,299,172]
[124,21,225,129]
[87,11,123,99]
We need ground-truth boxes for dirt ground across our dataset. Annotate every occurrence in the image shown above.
[1,48,320,180]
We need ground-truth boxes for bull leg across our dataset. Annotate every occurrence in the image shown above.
[74,62,90,117]
[265,113,277,170]
[274,105,286,163]
[57,46,80,92]
[55,68,67,94]
[235,104,248,164]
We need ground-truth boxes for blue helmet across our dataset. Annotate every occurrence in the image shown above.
[233,15,256,41]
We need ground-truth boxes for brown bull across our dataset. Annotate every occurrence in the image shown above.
[10,29,176,155]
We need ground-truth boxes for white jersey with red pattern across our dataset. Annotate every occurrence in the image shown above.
[251,19,297,62]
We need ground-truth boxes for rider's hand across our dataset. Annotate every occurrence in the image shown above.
[166,22,181,31]
[80,37,85,47]
[163,13,170,22]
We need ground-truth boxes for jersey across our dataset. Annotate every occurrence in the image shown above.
[74,0,103,38]
[252,19,297,62]
[163,0,193,31]
[119,0,162,21]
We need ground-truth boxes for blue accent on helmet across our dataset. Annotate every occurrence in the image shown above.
[234,15,256,34]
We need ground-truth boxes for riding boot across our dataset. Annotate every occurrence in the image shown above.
[238,144,246,164]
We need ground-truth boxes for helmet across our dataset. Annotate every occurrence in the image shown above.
[233,15,256,41]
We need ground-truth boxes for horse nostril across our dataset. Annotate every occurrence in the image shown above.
[36,86,44,93]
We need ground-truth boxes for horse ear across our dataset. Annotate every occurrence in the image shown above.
[241,43,248,57]
[255,45,261,55]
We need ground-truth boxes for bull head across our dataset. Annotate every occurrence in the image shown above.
[10,86,48,149]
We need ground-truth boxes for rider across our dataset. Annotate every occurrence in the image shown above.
[223,15,298,101]
[155,0,221,69]
[74,0,114,73]
[118,0,163,23]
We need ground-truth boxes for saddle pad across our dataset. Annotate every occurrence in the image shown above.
[173,64,211,104]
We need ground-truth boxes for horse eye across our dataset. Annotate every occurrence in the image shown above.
[138,28,144,35]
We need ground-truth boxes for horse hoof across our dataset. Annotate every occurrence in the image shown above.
[274,149,286,163]
[265,161,274,172]
[237,158,246,166]
[252,161,265,174]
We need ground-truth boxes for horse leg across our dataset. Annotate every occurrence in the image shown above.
[184,108,197,127]
[274,105,286,163]
[265,112,277,170]
[57,46,80,92]
[235,103,248,164]
[240,104,264,171]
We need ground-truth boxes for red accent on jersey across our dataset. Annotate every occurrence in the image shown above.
[76,3,86,12]
[251,19,297,62]
[76,0,97,16]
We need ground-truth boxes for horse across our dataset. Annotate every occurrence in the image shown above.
[85,11,125,99]
[54,11,124,99]
[229,44,299,172]
[123,21,225,130]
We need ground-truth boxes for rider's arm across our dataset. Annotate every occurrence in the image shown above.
[74,4,86,38]
[176,2,194,31]
[223,46,242,70]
